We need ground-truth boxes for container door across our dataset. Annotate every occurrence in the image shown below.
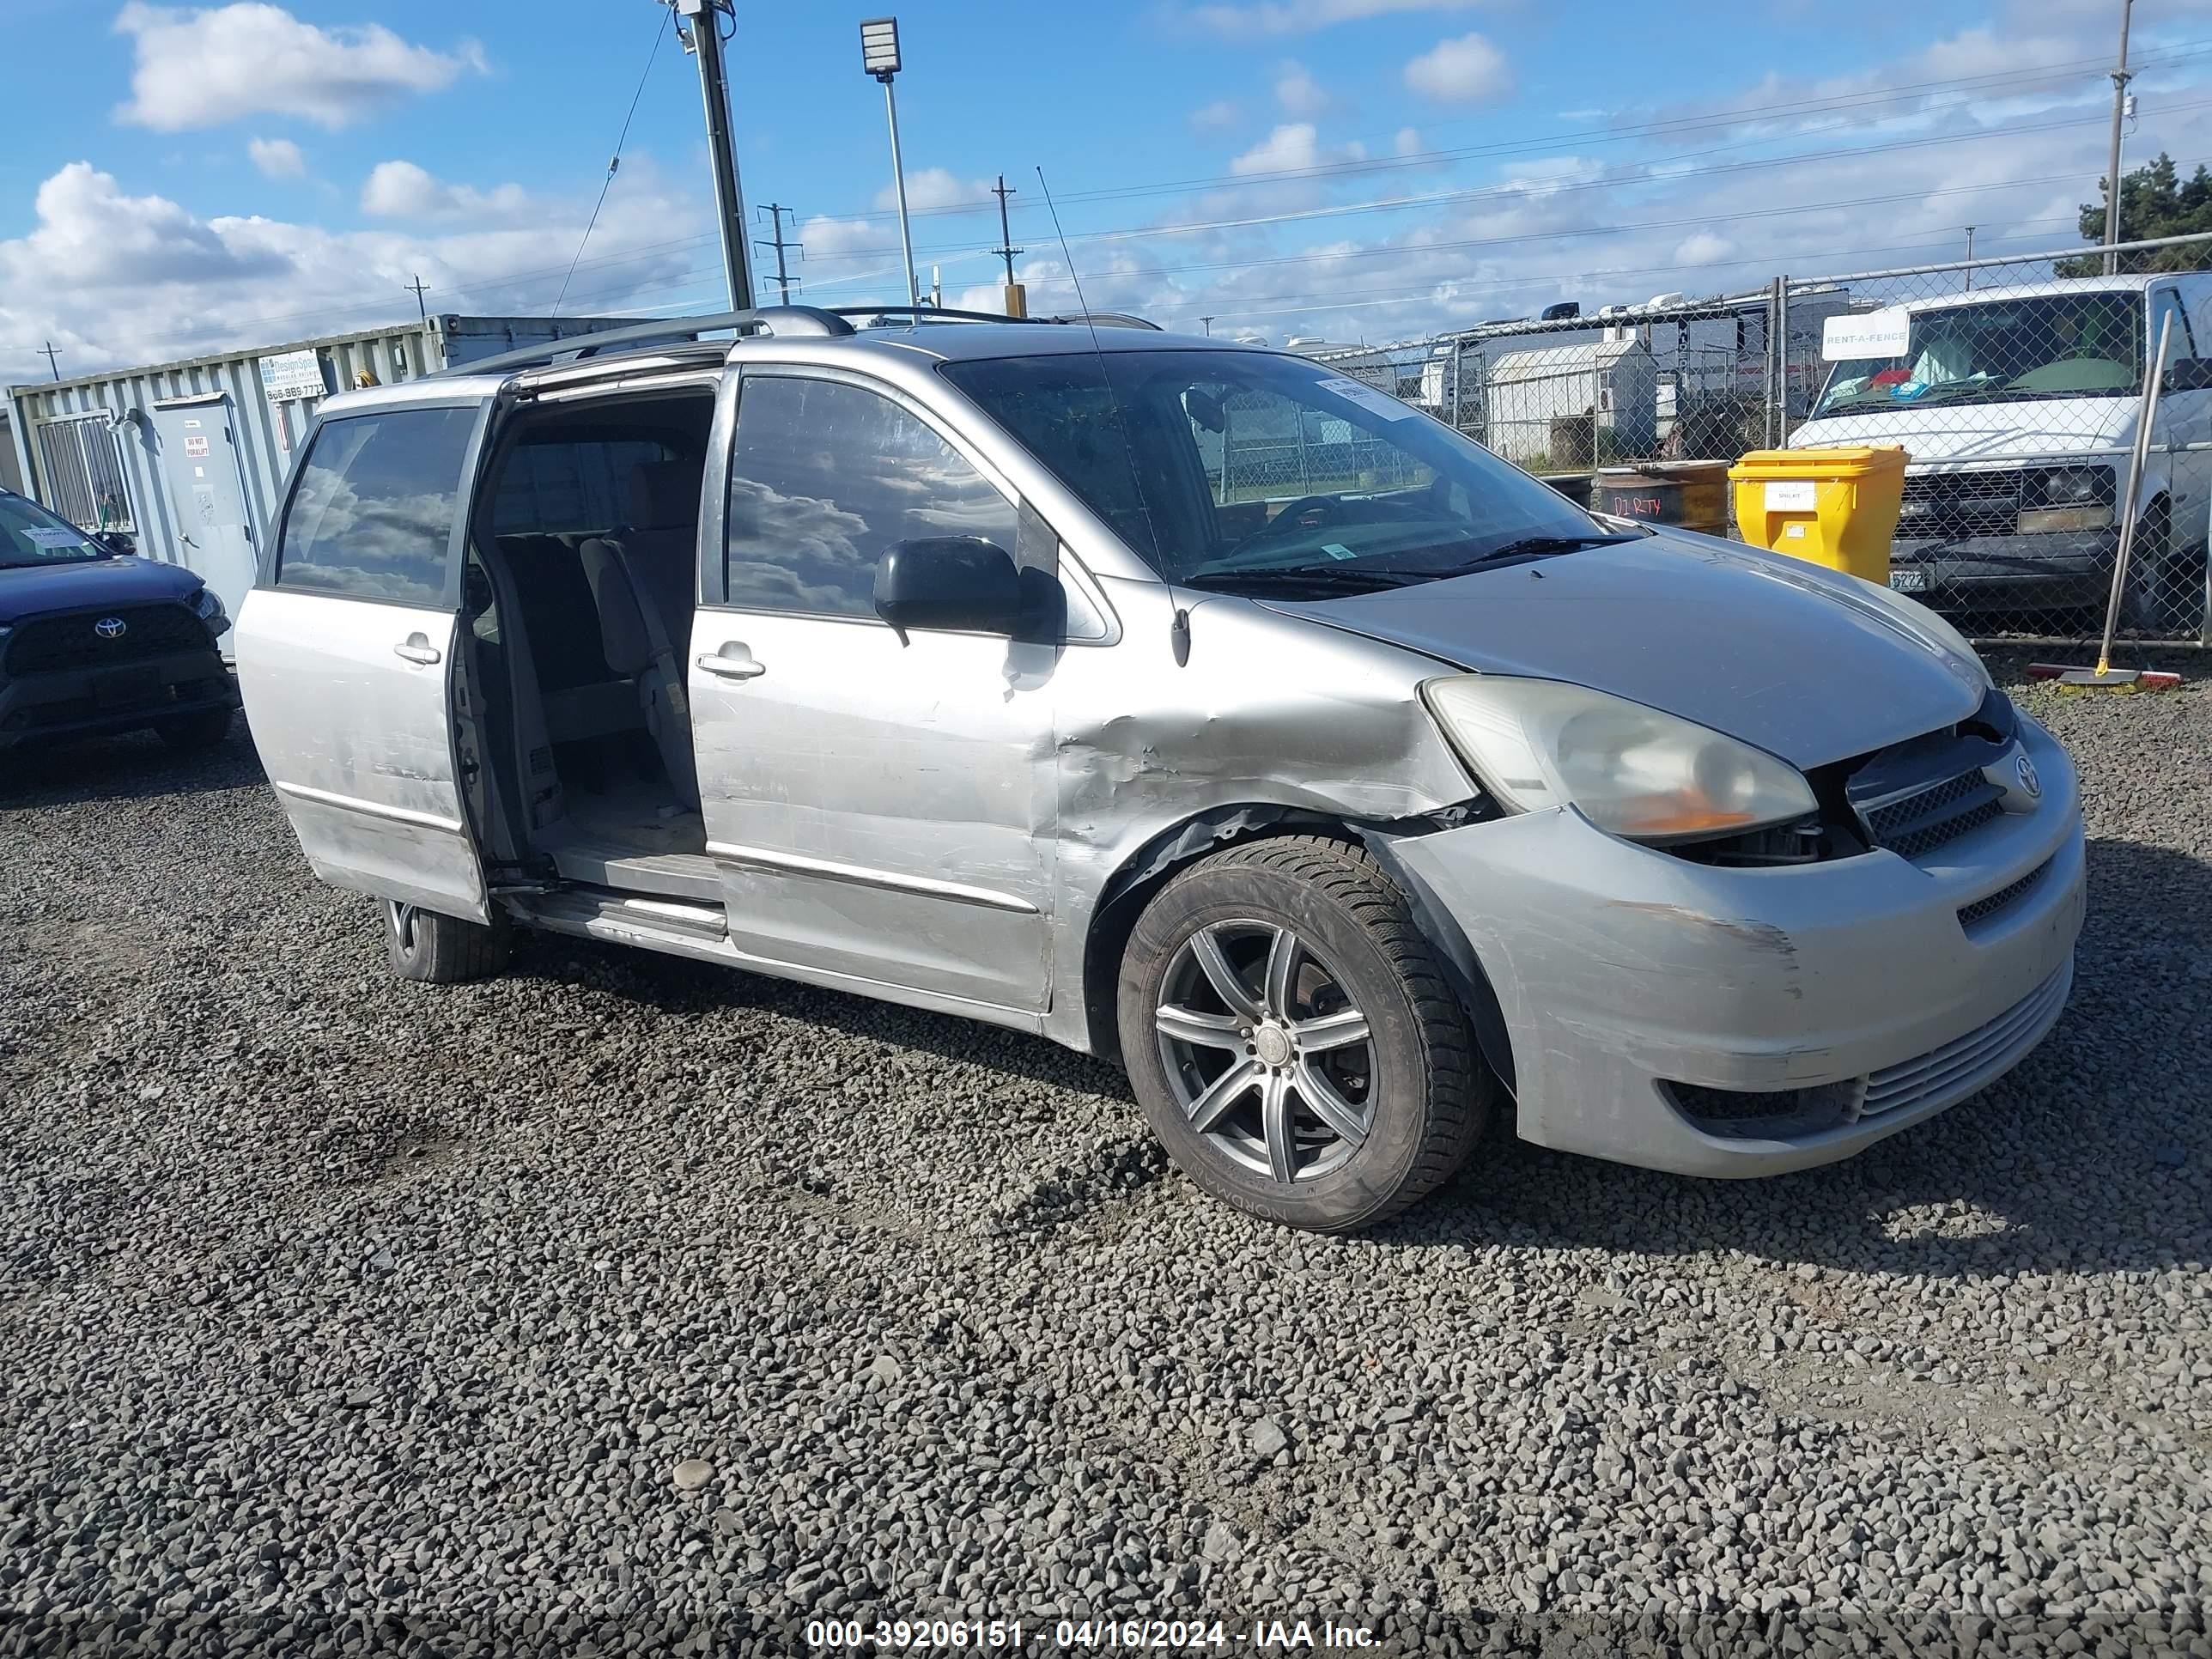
[235,398,495,921]
[148,395,258,661]
[690,370,1054,1012]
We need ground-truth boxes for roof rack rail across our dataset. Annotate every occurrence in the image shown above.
[825,305,1033,325]
[825,305,1163,331]
[436,306,854,380]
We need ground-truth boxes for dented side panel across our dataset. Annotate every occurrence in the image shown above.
[1039,576,1477,1051]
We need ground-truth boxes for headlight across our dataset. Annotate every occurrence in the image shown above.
[1422,676,1816,842]
[188,586,230,638]
[2018,465,2115,534]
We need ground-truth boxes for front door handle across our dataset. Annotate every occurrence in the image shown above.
[393,634,442,666]
[697,646,766,681]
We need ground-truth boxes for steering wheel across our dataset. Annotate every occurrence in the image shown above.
[1223,493,1349,561]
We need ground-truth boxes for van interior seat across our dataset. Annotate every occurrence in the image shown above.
[612,459,701,660]
[580,536,699,811]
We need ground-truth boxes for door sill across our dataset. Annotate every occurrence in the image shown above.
[503,890,1050,1038]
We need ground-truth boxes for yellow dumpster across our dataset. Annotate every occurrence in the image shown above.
[1728,446,1909,583]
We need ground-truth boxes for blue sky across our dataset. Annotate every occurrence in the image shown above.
[5,0,2211,384]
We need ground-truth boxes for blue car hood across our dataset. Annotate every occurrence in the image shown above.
[0,556,202,627]
[1266,530,1987,769]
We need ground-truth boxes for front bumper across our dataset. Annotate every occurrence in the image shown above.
[1391,712,2086,1176]
[0,647,238,751]
[1890,526,2117,615]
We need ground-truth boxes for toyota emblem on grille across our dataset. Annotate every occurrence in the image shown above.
[2014,753,2041,799]
[94,616,128,640]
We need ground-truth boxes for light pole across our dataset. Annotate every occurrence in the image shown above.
[1963,226,1976,291]
[860,17,921,311]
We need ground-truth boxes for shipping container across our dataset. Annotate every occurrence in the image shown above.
[5,314,632,659]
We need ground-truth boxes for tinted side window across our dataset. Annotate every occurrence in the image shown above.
[724,376,1017,617]
[277,406,478,604]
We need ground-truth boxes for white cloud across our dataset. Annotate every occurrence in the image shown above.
[1189,99,1243,134]
[246,137,305,179]
[798,216,884,259]
[113,3,483,132]
[360,161,529,222]
[1230,124,1328,177]
[1394,127,1425,158]
[1174,0,1484,37]
[876,167,988,212]
[1404,33,1510,105]
[0,154,712,385]
[1273,63,1334,118]
[1672,231,1735,265]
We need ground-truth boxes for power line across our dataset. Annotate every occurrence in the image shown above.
[28,55,2212,374]
[788,39,2212,228]
[553,3,670,316]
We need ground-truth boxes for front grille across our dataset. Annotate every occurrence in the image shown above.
[3,603,206,674]
[1896,470,2021,541]
[1958,859,2051,928]
[1860,960,2073,1119]
[1861,770,2004,859]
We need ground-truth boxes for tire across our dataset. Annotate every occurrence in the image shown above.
[1116,835,1494,1233]
[381,897,512,984]
[155,707,234,750]
[2119,500,2172,634]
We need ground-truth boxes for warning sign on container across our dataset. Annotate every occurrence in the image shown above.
[183,434,210,459]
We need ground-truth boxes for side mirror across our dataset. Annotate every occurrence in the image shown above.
[2166,356,2212,392]
[873,537,1023,638]
[98,532,136,556]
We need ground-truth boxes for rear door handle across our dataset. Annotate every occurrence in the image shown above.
[697,647,766,681]
[393,634,441,666]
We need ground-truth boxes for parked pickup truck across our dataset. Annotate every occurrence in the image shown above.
[0,487,236,755]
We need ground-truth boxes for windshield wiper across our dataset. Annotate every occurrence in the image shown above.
[1462,532,1641,564]
[1180,564,1431,592]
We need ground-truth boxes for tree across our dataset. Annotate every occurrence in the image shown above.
[2056,152,2212,275]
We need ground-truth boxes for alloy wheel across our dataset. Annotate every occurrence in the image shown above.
[1153,918,1377,1183]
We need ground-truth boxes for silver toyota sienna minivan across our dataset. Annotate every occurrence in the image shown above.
[236,307,2085,1233]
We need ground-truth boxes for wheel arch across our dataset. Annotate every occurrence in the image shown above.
[1079,804,1518,1100]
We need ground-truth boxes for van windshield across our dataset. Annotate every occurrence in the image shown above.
[941,348,1626,595]
[1812,292,2146,417]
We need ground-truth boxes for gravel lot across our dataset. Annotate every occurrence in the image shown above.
[3,654,2209,1657]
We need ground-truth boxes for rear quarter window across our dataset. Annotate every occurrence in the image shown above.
[277,406,479,604]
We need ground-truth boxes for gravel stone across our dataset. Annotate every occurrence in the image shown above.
[2,652,2208,1653]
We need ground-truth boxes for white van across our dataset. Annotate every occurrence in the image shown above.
[1789,273,2212,630]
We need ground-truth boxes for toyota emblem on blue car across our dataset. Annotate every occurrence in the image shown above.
[94,616,127,640]
[2014,753,2041,799]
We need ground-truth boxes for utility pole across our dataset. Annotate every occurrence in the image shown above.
[991,174,1026,318]
[2102,0,2135,276]
[674,0,756,310]
[1200,317,1214,337]
[1963,227,1976,292]
[40,341,61,380]
[755,204,800,305]
[405,274,430,320]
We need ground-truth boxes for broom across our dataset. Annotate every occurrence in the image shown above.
[2027,312,2183,693]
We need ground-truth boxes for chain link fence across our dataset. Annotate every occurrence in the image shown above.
[1306,231,2212,646]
